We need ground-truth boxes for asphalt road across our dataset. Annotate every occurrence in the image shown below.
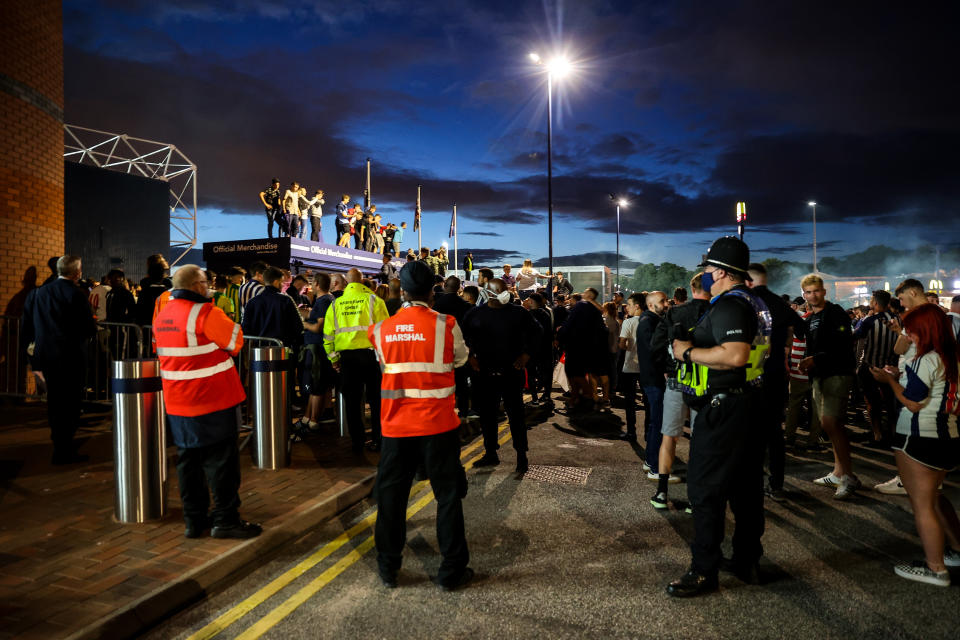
[145,400,960,640]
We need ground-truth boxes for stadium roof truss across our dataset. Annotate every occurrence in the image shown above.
[63,124,197,266]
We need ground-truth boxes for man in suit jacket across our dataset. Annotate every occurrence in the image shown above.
[22,255,98,464]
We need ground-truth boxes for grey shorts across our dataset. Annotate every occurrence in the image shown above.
[812,375,853,420]
[662,386,696,437]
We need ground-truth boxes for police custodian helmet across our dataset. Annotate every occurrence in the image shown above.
[698,236,752,281]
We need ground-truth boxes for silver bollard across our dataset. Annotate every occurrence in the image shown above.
[337,386,348,438]
[112,359,167,523]
[251,346,288,469]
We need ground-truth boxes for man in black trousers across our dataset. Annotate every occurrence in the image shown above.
[22,255,98,464]
[462,279,541,473]
[747,263,804,502]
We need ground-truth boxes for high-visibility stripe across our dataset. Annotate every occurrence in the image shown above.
[156,342,220,357]
[433,313,447,364]
[160,358,234,381]
[372,321,384,367]
[322,333,335,341]
[368,294,376,324]
[226,323,240,352]
[381,385,456,399]
[383,362,454,374]
[186,303,204,347]
[334,325,366,335]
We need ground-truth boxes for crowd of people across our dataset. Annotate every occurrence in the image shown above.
[258,178,409,254]
[10,235,960,592]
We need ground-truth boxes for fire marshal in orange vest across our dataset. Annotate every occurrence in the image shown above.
[368,260,473,591]
[154,265,262,541]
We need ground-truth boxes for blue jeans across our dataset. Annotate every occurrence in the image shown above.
[642,384,665,473]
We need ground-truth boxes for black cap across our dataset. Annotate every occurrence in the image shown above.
[698,236,752,281]
[399,261,434,295]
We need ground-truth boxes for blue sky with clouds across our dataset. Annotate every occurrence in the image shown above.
[63,0,960,270]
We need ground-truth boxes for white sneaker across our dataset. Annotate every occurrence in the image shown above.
[894,560,950,587]
[642,462,651,472]
[834,475,861,500]
[813,473,842,487]
[875,475,908,495]
[646,471,681,484]
[944,548,960,568]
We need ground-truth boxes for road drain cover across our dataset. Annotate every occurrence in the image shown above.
[523,465,592,485]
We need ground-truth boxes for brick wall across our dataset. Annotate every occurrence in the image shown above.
[0,0,64,309]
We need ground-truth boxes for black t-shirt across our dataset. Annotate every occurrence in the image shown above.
[263,186,280,209]
[691,286,757,392]
[751,285,803,380]
[462,303,541,371]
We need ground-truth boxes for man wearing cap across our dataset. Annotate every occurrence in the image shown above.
[667,236,771,597]
[369,261,473,591]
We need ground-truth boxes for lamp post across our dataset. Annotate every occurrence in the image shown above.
[736,201,746,241]
[529,52,571,288]
[609,195,627,292]
[807,201,818,272]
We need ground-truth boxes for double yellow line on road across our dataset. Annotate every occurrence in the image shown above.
[188,425,511,640]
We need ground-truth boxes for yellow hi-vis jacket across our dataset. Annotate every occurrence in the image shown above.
[323,282,390,363]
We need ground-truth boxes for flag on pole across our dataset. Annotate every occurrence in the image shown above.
[448,205,456,238]
[414,190,421,231]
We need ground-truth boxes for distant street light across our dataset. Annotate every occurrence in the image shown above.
[529,51,574,291]
[609,195,627,292]
[807,201,818,272]
[736,202,746,241]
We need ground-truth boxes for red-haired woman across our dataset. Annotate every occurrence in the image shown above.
[871,303,960,587]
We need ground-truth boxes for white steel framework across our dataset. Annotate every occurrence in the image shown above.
[63,124,197,266]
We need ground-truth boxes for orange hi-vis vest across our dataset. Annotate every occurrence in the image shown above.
[369,304,458,437]
[154,294,246,417]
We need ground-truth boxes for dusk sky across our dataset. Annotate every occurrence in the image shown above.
[63,1,959,271]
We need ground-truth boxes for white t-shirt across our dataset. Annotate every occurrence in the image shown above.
[515,270,543,291]
[895,350,960,439]
[89,284,111,321]
[620,315,640,373]
[284,190,300,215]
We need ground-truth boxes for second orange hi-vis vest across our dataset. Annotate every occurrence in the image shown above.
[369,305,458,437]
[154,294,246,417]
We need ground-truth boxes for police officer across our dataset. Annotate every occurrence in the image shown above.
[323,268,390,453]
[667,237,771,597]
[368,261,473,590]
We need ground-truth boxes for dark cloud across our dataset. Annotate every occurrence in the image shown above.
[531,252,640,269]
[463,231,502,237]
[751,240,842,257]
[459,248,523,266]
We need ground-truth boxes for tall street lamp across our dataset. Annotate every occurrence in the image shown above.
[609,194,627,292]
[529,52,571,289]
[807,201,818,272]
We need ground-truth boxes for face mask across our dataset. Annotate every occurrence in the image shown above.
[700,271,715,295]
[495,291,512,304]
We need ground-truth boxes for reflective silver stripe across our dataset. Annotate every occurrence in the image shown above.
[226,323,240,352]
[335,325,366,335]
[322,333,335,341]
[383,362,454,374]
[368,294,376,324]
[156,343,219,357]
[185,303,204,347]
[381,385,456,399]
[372,321,385,372]
[433,313,447,364]
[160,358,234,381]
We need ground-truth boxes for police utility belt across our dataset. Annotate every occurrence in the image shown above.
[673,288,773,403]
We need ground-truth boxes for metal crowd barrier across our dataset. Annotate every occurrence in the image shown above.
[0,314,39,399]
[82,322,145,404]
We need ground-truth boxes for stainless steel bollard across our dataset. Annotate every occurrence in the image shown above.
[112,359,167,523]
[337,386,348,438]
[251,346,288,469]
